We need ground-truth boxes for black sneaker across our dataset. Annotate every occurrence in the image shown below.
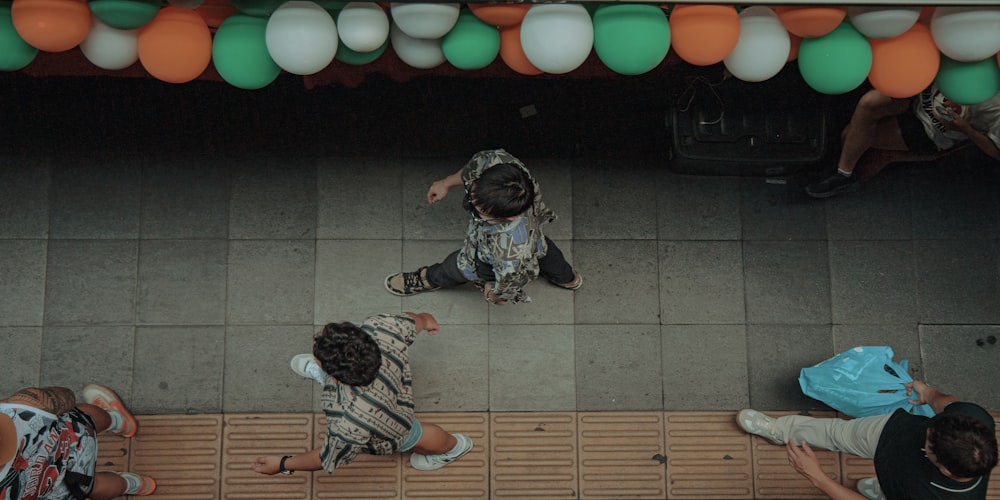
[385,267,440,296]
[805,171,858,199]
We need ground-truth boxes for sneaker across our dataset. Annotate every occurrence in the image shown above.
[119,472,156,496]
[857,477,885,500]
[385,267,440,296]
[805,171,859,199]
[81,384,137,438]
[736,409,784,445]
[290,354,327,385]
[555,271,583,290]
[409,433,473,471]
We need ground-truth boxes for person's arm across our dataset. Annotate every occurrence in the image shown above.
[3,387,77,415]
[251,448,323,475]
[934,111,1000,161]
[905,380,958,414]
[404,312,439,335]
[427,168,465,204]
[787,441,868,500]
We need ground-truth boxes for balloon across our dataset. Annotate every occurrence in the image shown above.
[168,0,203,9]
[798,21,871,95]
[11,0,90,52]
[593,4,669,76]
[213,14,281,89]
[847,6,920,39]
[867,23,938,99]
[0,2,37,70]
[229,0,282,16]
[787,34,801,61]
[335,36,386,65]
[389,21,443,69]
[468,3,527,27]
[936,55,1000,105]
[774,6,845,38]
[723,6,789,82]
[498,23,540,75]
[441,10,498,70]
[194,0,234,27]
[520,4,592,74]
[668,4,739,66]
[266,1,336,75]
[337,2,388,53]
[88,0,160,30]
[390,2,458,40]
[79,16,138,69]
[931,6,1000,63]
[137,6,211,83]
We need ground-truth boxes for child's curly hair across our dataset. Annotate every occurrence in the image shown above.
[313,322,382,386]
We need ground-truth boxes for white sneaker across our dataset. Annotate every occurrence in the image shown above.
[736,409,784,445]
[290,354,326,385]
[410,434,473,471]
[857,477,886,500]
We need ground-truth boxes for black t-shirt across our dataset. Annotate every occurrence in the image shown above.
[874,402,995,499]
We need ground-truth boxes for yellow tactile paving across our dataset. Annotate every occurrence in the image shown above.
[129,414,223,500]
[664,412,753,500]
[750,411,840,499]
[578,412,666,500]
[221,414,314,500]
[403,413,490,499]
[490,412,578,499]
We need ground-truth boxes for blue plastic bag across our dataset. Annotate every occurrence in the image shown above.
[798,346,935,418]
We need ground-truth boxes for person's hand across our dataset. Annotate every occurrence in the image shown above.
[251,455,282,475]
[427,181,452,204]
[786,440,825,483]
[905,380,933,405]
[483,283,508,305]
[420,313,440,335]
[931,107,970,132]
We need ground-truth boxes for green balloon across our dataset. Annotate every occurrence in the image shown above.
[936,55,1000,105]
[0,2,37,71]
[442,11,499,70]
[593,4,669,76]
[229,0,282,17]
[88,0,161,30]
[335,38,388,66]
[212,14,282,90]
[798,21,872,95]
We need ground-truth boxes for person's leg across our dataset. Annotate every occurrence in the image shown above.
[775,413,893,458]
[75,403,111,433]
[409,421,457,455]
[89,471,127,500]
[423,250,470,288]
[406,419,474,471]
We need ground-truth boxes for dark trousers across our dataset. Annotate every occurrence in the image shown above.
[425,237,575,287]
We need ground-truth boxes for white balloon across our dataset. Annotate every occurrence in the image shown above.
[266,1,337,75]
[389,22,444,69]
[847,6,920,39]
[338,2,390,53]
[167,0,204,9]
[931,6,1000,62]
[520,4,593,75]
[390,3,459,40]
[79,17,139,70]
[724,6,790,82]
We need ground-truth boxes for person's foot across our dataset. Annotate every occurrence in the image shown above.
[555,271,583,290]
[409,433,473,471]
[385,267,440,296]
[736,409,784,445]
[856,477,884,500]
[81,384,137,438]
[805,171,858,199]
[290,354,327,385]
[119,472,157,496]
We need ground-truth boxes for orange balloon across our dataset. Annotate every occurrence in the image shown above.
[773,6,846,38]
[868,23,939,98]
[787,34,802,62]
[499,24,542,75]
[469,3,530,27]
[669,4,739,66]
[138,6,211,83]
[10,0,90,52]
[195,0,236,28]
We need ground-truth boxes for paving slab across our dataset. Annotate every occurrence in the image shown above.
[914,239,1000,325]
[572,240,660,325]
[490,412,577,499]
[662,325,749,411]
[44,240,138,326]
[49,161,141,239]
[228,163,317,239]
[659,240,745,325]
[656,172,742,241]
[743,241,830,325]
[226,240,316,325]
[575,324,662,411]
[663,411,753,499]
[829,240,918,325]
[0,240,46,326]
[572,159,658,240]
[578,412,666,500]
[140,163,230,239]
[0,164,49,239]
[317,157,403,240]
[138,239,228,326]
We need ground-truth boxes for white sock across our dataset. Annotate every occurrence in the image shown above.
[304,360,327,385]
[107,411,126,434]
[837,168,853,177]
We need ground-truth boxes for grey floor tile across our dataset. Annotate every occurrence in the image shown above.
[659,240,744,324]
[138,240,227,325]
[910,167,1000,240]
[523,158,573,240]
[747,324,833,410]
[489,240,576,325]
[140,163,230,239]
[0,240,46,326]
[744,241,830,325]
[573,159,657,239]
[740,177,827,240]
[576,324,662,411]
[223,325,315,412]
[49,162,141,239]
[829,241,918,325]
[133,326,225,413]
[914,239,1000,324]
[0,327,41,395]
[825,169,912,240]
[573,240,660,324]
[396,240,488,325]
[317,157,402,239]
[832,325,923,379]
[229,163,317,239]
[662,324,748,410]
[316,239,402,323]
[401,158,469,240]
[409,324,489,411]
[657,172,741,240]
[489,324,575,411]
[40,326,134,400]
[44,240,137,325]
[0,164,49,238]
[227,240,315,324]
[919,325,1000,408]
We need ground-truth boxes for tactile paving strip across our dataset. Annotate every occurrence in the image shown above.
[312,413,403,499]
[750,411,840,499]
[578,412,666,500]
[130,414,223,500]
[221,414,314,500]
[95,432,129,474]
[664,411,753,499]
[402,412,490,499]
[490,412,577,499]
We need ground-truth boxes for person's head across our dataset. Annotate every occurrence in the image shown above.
[465,163,535,220]
[925,414,998,479]
[313,322,382,386]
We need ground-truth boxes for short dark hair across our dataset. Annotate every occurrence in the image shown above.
[929,414,999,478]
[469,163,535,218]
[313,322,381,386]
